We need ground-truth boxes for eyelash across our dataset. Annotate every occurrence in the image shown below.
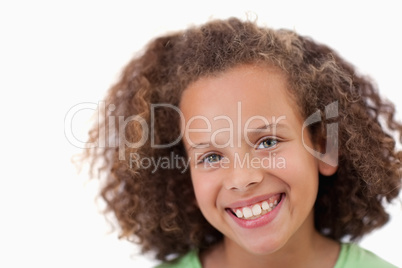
[197,137,279,164]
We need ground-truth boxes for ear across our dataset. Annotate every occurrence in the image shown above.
[318,160,338,176]
[315,136,338,176]
[193,198,199,208]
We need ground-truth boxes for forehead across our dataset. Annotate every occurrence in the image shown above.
[180,65,300,127]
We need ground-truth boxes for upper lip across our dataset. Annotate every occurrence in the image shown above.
[225,193,283,209]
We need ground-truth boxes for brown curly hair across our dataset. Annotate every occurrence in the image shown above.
[84,18,402,261]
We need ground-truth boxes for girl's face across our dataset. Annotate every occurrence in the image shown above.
[180,65,336,256]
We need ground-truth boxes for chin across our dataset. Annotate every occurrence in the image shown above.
[238,234,287,256]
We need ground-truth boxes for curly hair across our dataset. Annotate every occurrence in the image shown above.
[84,18,402,261]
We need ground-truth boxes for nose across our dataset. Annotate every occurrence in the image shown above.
[223,164,264,191]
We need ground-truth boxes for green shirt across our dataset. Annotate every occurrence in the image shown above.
[156,243,396,268]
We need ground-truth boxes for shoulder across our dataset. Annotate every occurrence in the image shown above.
[154,250,201,268]
[334,243,397,268]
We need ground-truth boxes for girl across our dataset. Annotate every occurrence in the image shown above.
[84,18,401,267]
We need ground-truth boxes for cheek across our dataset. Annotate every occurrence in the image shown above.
[190,171,218,209]
[190,172,224,227]
[279,145,319,194]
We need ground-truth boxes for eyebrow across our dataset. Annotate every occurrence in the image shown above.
[244,123,290,142]
[186,142,210,153]
[246,123,289,133]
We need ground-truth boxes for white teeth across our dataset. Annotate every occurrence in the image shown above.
[235,209,243,218]
[233,195,281,219]
[252,204,262,216]
[262,201,269,210]
[242,207,253,218]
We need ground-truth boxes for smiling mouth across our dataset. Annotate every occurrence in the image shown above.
[227,193,284,220]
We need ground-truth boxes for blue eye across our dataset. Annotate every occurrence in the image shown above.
[256,138,278,149]
[201,153,223,164]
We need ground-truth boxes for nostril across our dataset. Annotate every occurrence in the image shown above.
[224,170,264,191]
[247,182,258,187]
[228,181,259,191]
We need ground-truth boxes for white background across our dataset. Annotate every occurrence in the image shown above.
[1,1,401,267]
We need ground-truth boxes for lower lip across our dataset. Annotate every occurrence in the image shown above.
[227,193,285,229]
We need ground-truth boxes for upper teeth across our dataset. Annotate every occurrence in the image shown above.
[233,198,280,219]
[252,204,261,215]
